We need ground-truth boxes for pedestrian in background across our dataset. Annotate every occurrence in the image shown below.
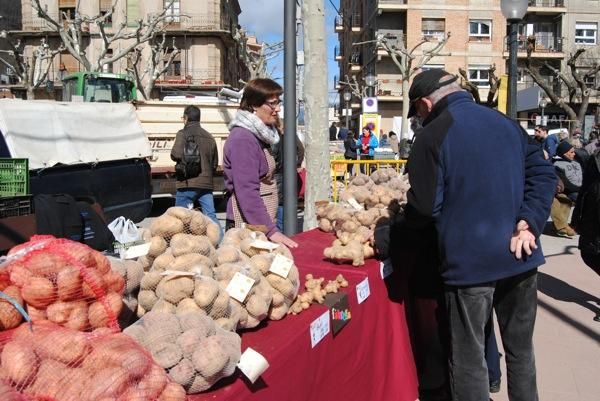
[329,122,338,141]
[171,105,221,235]
[534,125,559,158]
[389,131,399,158]
[357,125,378,174]
[344,130,359,176]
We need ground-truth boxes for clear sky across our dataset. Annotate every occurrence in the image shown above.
[237,0,340,106]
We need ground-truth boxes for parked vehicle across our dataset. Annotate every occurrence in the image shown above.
[62,72,137,103]
[0,99,152,222]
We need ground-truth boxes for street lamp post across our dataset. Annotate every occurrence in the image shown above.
[539,97,548,126]
[501,0,528,120]
[343,90,352,129]
[365,73,376,98]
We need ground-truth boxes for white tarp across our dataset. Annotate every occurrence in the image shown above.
[0,99,152,169]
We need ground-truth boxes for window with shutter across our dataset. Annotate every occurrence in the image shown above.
[58,0,76,7]
[127,0,140,27]
[469,20,492,40]
[422,18,445,40]
[575,22,597,45]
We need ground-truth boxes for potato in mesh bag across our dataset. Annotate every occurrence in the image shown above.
[124,311,241,394]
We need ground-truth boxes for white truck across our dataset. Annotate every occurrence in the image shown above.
[134,97,239,195]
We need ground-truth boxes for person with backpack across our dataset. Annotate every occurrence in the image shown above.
[171,105,221,232]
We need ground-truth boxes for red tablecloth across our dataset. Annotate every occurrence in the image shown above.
[190,229,418,401]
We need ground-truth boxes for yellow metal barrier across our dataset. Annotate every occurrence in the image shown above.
[330,159,407,202]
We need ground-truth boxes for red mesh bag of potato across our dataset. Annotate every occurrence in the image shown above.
[0,235,124,332]
[0,321,187,401]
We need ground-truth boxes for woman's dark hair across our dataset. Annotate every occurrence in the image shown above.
[240,78,283,112]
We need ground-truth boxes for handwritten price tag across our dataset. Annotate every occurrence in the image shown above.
[269,254,293,278]
[225,272,255,303]
[380,258,393,279]
[310,310,331,348]
[355,278,370,304]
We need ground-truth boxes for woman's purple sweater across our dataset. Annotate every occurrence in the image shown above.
[223,126,278,236]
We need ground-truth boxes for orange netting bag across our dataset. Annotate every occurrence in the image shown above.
[0,321,186,401]
[0,235,124,332]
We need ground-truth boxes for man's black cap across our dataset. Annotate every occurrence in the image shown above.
[407,69,458,118]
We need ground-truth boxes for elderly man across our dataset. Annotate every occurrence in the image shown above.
[376,69,556,401]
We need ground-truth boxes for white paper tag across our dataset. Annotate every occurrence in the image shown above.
[347,197,364,211]
[310,310,330,348]
[237,347,269,383]
[356,278,371,304]
[225,272,255,303]
[119,242,150,260]
[380,258,393,279]
[269,254,293,278]
[250,239,280,251]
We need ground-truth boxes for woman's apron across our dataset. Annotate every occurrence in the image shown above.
[231,148,278,228]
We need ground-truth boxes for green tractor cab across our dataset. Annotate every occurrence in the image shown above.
[62,72,137,103]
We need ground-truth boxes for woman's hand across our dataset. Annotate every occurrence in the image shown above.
[270,231,299,248]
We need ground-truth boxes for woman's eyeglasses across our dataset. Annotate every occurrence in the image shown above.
[264,99,282,109]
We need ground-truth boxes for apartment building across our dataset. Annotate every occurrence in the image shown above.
[0,0,249,99]
[335,0,600,133]
[517,0,600,131]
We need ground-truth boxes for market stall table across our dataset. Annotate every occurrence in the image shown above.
[190,229,418,401]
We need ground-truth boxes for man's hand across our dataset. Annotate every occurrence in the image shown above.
[510,220,537,259]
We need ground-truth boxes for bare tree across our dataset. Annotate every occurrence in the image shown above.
[127,34,180,100]
[368,32,451,140]
[339,73,377,98]
[303,0,329,230]
[0,32,64,99]
[525,41,600,132]
[236,27,281,80]
[458,64,500,107]
[30,0,177,98]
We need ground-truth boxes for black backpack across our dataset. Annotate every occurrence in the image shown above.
[175,133,202,181]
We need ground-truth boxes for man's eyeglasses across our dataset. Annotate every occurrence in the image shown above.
[264,99,282,109]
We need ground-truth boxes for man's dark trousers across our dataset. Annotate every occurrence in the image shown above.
[444,269,538,401]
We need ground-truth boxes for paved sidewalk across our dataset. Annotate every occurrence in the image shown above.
[491,231,600,401]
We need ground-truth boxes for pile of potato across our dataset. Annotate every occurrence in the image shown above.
[0,320,186,401]
[249,253,300,319]
[124,311,241,394]
[138,271,240,332]
[107,257,145,328]
[318,169,410,266]
[137,207,220,271]
[1,236,124,331]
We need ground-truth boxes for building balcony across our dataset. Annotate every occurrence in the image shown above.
[504,33,565,59]
[351,13,362,32]
[377,78,404,101]
[376,29,406,47]
[335,15,344,32]
[153,14,231,33]
[349,53,362,73]
[378,0,408,12]
[527,0,566,15]
[19,14,59,32]
[334,46,343,61]
[155,69,223,87]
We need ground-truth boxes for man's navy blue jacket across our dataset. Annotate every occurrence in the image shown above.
[396,92,556,286]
